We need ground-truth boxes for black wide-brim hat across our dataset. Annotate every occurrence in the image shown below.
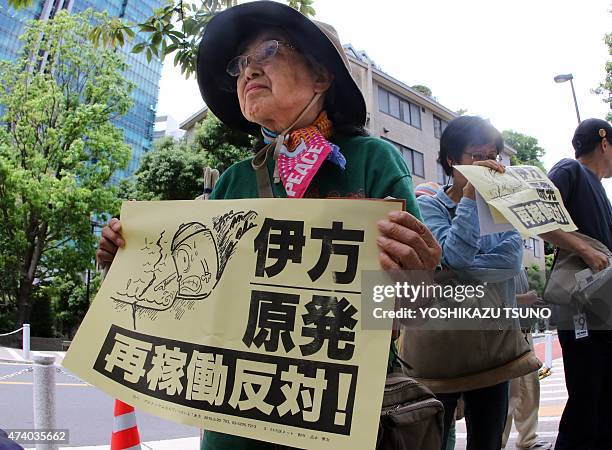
[196,1,367,136]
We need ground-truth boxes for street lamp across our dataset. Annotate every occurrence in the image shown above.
[554,73,581,124]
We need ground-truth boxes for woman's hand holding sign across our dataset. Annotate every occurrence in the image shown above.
[462,159,505,200]
[376,210,441,271]
[100,211,443,273]
[96,218,124,268]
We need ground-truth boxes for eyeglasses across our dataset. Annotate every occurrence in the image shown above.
[465,151,500,162]
[226,40,295,77]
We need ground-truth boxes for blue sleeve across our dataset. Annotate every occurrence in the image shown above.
[462,231,523,282]
[418,196,480,269]
[418,196,522,282]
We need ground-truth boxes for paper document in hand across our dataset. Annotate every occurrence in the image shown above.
[475,192,514,236]
[455,165,577,236]
[573,262,612,305]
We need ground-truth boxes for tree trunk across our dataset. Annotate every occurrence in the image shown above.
[15,220,47,327]
[15,279,33,327]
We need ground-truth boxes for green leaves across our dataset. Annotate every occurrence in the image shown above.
[595,32,612,121]
[0,10,132,327]
[411,84,433,97]
[58,1,315,79]
[502,130,546,171]
[122,113,252,201]
[89,14,135,49]
[287,0,316,17]
[7,0,317,79]
[7,0,34,8]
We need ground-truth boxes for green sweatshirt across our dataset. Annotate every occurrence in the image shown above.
[202,134,421,450]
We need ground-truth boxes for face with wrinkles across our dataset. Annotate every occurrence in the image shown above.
[234,30,331,132]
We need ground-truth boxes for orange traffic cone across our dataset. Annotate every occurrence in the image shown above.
[111,399,141,450]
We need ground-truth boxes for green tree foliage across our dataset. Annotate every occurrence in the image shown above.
[192,113,253,173]
[287,0,316,17]
[0,11,133,328]
[10,0,317,78]
[502,130,546,172]
[411,84,432,97]
[526,264,545,296]
[125,136,208,200]
[123,113,252,201]
[51,273,101,338]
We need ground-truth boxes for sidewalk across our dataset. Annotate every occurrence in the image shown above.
[455,333,564,450]
[2,346,203,449]
[0,346,65,364]
[456,357,566,449]
[533,334,563,363]
[24,436,201,450]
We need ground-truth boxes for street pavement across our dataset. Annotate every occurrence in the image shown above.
[0,346,66,364]
[2,335,566,449]
[0,352,200,449]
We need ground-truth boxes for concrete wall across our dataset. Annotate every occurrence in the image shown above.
[348,58,513,188]
[523,237,547,275]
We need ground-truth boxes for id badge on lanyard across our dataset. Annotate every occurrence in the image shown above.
[573,312,588,340]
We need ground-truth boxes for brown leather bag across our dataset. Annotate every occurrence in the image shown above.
[377,372,444,450]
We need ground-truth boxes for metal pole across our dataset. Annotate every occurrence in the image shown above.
[544,330,553,370]
[23,323,31,361]
[86,266,91,304]
[86,221,94,304]
[569,79,581,124]
[33,353,57,450]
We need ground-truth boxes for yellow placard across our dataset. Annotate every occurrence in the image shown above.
[490,205,507,225]
[63,199,398,450]
[455,165,577,236]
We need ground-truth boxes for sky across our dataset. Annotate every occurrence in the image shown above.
[157,0,612,196]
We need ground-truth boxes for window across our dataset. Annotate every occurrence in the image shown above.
[523,238,542,258]
[389,94,400,119]
[433,116,441,138]
[384,139,425,178]
[433,115,448,139]
[378,86,422,128]
[412,151,424,178]
[437,162,451,185]
[378,87,389,114]
[410,103,421,129]
[401,102,411,125]
[531,238,541,258]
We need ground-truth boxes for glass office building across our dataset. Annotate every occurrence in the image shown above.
[0,0,165,177]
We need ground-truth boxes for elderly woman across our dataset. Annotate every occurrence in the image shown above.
[414,116,538,450]
[97,2,441,449]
